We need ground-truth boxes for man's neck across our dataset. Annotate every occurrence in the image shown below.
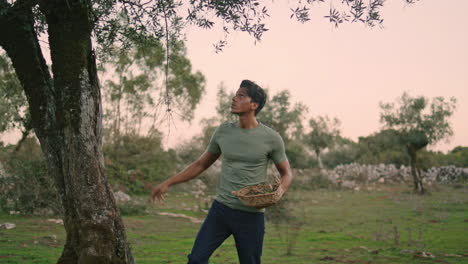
[237,113,259,129]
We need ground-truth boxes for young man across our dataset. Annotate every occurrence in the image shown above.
[149,80,292,264]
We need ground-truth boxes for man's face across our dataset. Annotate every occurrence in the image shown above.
[231,87,257,115]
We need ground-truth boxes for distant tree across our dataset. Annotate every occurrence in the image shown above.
[380,92,456,194]
[212,82,237,124]
[306,116,341,169]
[258,90,307,144]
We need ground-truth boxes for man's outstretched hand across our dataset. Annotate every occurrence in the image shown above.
[148,183,169,204]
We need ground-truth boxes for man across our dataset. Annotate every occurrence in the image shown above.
[149,80,292,264]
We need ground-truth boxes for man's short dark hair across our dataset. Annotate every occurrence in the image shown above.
[240,80,266,115]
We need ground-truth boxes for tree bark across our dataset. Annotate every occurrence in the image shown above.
[0,1,134,263]
[407,145,425,195]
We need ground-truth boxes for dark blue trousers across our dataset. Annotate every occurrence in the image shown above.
[187,200,265,264]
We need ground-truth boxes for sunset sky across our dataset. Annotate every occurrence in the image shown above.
[166,0,468,152]
[1,0,467,153]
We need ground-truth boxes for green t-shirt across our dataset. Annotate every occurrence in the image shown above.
[207,122,287,212]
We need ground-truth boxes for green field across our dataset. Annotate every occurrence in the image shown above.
[1,184,467,264]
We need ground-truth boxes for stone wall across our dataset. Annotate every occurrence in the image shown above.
[321,163,468,188]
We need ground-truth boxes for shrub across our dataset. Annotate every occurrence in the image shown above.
[286,141,317,169]
[117,202,147,216]
[0,138,62,215]
[322,143,359,168]
[292,168,334,190]
[309,171,335,189]
[103,132,178,194]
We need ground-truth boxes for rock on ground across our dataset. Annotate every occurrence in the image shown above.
[0,223,16,229]
[114,190,131,203]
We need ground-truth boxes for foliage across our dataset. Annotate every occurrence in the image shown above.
[118,202,147,216]
[0,138,62,215]
[258,90,308,144]
[354,129,408,166]
[103,132,177,194]
[380,93,457,150]
[0,52,30,135]
[380,92,457,193]
[417,147,468,169]
[174,122,221,191]
[90,1,270,58]
[446,146,468,167]
[306,115,341,168]
[98,37,205,194]
[286,140,317,169]
[81,0,420,58]
[175,137,205,168]
[307,116,341,153]
[174,117,217,170]
[308,172,335,189]
[292,168,335,190]
[322,131,467,170]
[322,139,359,168]
[213,82,237,124]
[101,39,205,139]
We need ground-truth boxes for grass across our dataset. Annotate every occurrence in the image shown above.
[0,184,467,264]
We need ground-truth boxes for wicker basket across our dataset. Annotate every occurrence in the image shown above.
[232,183,282,208]
[233,171,283,208]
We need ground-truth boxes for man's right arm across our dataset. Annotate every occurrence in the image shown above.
[149,151,221,203]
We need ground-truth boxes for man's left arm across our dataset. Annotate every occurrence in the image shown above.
[275,160,293,197]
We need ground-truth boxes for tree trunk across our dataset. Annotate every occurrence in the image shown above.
[315,149,323,169]
[407,145,425,195]
[0,1,134,263]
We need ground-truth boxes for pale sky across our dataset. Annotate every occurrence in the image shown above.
[1,0,467,153]
[166,0,468,152]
